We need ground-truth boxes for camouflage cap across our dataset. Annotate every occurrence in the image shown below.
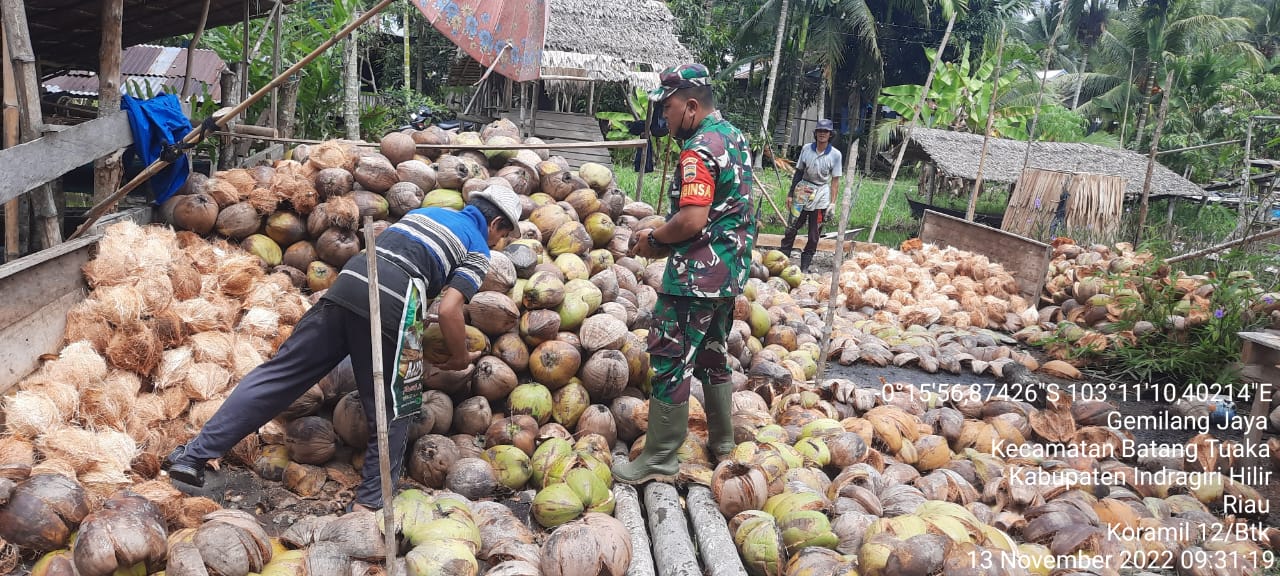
[649,63,711,102]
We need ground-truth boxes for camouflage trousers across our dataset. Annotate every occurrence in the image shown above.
[646,294,734,404]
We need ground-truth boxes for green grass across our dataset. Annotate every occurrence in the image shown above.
[612,166,920,243]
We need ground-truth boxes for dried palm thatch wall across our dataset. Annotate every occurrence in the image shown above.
[1002,168,1126,242]
[901,127,1208,199]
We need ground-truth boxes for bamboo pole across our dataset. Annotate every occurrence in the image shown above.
[1,0,62,249]
[1134,70,1174,245]
[182,0,212,100]
[70,0,399,240]
[361,215,399,576]
[815,140,860,384]
[966,23,1005,222]
[2,18,17,261]
[867,14,956,243]
[1019,0,1069,174]
[1164,226,1280,264]
[93,0,124,204]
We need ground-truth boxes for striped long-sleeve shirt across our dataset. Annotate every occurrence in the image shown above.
[324,206,491,341]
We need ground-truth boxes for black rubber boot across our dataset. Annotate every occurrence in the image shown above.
[162,445,207,487]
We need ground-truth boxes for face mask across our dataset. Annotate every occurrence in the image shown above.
[671,103,698,140]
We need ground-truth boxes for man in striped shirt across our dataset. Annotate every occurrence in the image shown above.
[164,186,522,511]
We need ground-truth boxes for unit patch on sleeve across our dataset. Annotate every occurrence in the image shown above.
[678,150,714,207]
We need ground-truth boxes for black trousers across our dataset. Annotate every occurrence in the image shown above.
[186,299,409,508]
[781,209,824,263]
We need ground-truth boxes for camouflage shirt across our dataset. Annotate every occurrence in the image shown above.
[661,111,756,298]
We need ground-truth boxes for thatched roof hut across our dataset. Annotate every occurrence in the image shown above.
[901,127,1209,199]
[541,0,692,87]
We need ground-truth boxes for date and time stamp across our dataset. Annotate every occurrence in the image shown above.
[881,380,1279,571]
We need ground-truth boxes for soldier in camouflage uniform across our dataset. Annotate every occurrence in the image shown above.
[615,63,756,485]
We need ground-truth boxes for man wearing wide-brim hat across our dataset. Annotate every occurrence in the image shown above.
[616,63,756,484]
[783,118,843,272]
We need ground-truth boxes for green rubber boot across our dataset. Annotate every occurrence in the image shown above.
[703,383,736,461]
[613,398,688,485]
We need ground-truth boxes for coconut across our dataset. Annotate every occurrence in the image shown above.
[353,154,397,193]
[548,222,592,258]
[396,160,437,193]
[332,391,369,449]
[408,434,459,489]
[433,156,470,189]
[316,228,360,268]
[509,383,554,425]
[472,356,519,402]
[240,235,283,267]
[385,182,424,219]
[445,457,498,500]
[380,132,417,165]
[215,202,263,240]
[529,340,581,390]
[169,194,220,234]
[493,332,531,372]
[579,349,628,404]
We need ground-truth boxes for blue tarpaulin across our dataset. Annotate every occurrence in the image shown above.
[121,93,191,204]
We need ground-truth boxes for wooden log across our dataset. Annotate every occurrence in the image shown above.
[2,18,18,262]
[1,0,62,249]
[92,0,125,204]
[610,455,656,576]
[685,486,747,576]
[643,482,700,576]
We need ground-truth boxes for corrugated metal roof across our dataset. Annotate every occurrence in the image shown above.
[44,44,226,103]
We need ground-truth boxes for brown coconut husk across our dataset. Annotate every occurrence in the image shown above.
[227,433,260,468]
[172,298,228,333]
[0,437,34,481]
[158,385,192,420]
[248,187,280,214]
[151,308,189,348]
[106,321,163,375]
[232,338,266,380]
[94,284,147,326]
[153,346,195,390]
[41,340,109,386]
[80,371,140,429]
[65,300,113,353]
[183,362,233,401]
[126,395,168,442]
[216,254,266,298]
[188,399,225,428]
[191,331,236,366]
[238,307,281,340]
[1,390,63,438]
[169,256,203,301]
[132,274,175,316]
[324,194,360,230]
[29,457,77,478]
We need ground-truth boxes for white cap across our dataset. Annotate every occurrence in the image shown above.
[470,185,522,227]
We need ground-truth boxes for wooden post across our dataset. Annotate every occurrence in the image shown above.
[361,215,399,576]
[93,0,124,204]
[1,0,62,249]
[2,17,18,261]
[867,14,955,243]
[816,140,859,384]
[1134,70,1174,245]
[966,23,1005,222]
[183,0,211,101]
[271,0,282,130]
